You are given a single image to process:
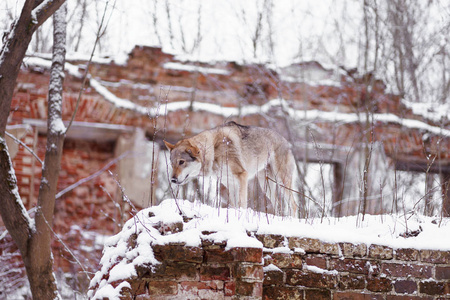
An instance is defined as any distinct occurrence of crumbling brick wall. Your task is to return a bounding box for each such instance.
[97,242,264,299]
[94,234,449,299]
[262,235,449,299]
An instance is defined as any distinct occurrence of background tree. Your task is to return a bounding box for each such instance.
[0,0,66,298]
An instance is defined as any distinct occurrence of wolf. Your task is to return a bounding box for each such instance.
[164,121,299,216]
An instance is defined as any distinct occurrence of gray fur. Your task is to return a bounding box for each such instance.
[164,122,298,216]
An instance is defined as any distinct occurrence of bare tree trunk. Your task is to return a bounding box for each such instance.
[25,5,67,299]
[0,0,66,298]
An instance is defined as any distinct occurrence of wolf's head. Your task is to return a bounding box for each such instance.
[164,139,202,185]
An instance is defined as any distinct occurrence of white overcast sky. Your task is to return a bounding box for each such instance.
[102,0,362,67]
[0,0,364,67]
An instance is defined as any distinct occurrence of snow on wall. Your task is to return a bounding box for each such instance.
[23,55,449,138]
[163,62,230,75]
[88,199,450,299]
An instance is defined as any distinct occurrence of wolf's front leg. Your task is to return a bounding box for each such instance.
[218,170,239,208]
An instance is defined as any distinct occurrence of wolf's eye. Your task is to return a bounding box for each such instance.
[178,160,185,166]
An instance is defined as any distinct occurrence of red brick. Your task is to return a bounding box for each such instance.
[305,254,327,269]
[265,252,303,269]
[152,245,203,263]
[386,296,433,300]
[366,277,392,292]
[235,281,263,297]
[329,258,368,274]
[435,266,450,280]
[339,242,367,257]
[147,281,177,295]
[263,285,303,300]
[419,280,448,295]
[333,291,384,300]
[135,262,162,278]
[394,279,417,294]
[224,281,236,296]
[233,263,264,281]
[420,250,450,264]
[381,262,432,278]
[164,261,199,280]
[128,280,147,295]
[231,247,263,263]
[256,234,284,248]
[200,265,230,281]
[288,237,321,253]
[368,244,393,259]
[321,242,340,255]
[179,281,203,294]
[395,248,419,261]
[338,274,365,290]
[305,289,330,300]
[203,247,234,263]
[179,280,222,294]
[263,269,284,286]
[286,269,337,288]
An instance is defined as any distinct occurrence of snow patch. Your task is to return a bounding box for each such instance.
[50,118,66,134]
[404,100,450,123]
[164,62,230,75]
[88,78,149,114]
[305,265,338,275]
[263,263,282,272]
[108,260,136,283]
[270,246,292,254]
[89,280,130,300]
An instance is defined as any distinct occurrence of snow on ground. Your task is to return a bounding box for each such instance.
[88,198,450,299]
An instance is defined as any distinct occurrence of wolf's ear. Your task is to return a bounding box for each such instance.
[164,140,175,151]
[186,143,201,157]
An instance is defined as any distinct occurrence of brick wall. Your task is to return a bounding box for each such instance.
[263,235,449,299]
[131,244,263,299]
[92,241,264,299]
[90,233,449,299]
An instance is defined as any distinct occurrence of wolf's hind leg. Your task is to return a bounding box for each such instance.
[236,170,248,209]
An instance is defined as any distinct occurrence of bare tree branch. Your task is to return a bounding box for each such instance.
[5,131,43,165]
[0,0,65,135]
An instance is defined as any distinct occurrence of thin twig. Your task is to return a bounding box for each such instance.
[265,176,320,206]
[55,150,131,199]
[5,131,43,165]
[107,170,155,239]
[65,0,116,134]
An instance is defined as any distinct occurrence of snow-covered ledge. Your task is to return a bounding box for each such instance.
[88,199,450,299]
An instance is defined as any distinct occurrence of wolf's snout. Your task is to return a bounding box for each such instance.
[171,177,178,184]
